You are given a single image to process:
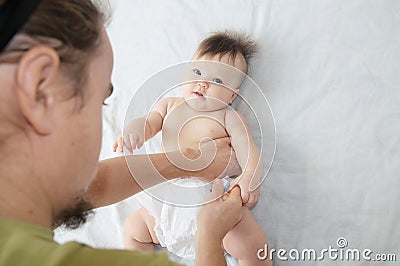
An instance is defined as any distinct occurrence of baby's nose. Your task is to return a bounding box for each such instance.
[197,81,209,90]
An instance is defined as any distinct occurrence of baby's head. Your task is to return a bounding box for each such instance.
[195,31,257,74]
[182,31,257,111]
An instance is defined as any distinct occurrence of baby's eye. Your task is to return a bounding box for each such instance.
[193,69,202,76]
[212,78,223,84]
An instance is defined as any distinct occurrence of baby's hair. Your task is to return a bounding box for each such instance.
[196,30,257,72]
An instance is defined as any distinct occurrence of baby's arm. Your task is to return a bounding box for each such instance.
[113,98,170,153]
[225,110,262,208]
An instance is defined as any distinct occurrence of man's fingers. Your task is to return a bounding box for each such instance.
[209,179,224,200]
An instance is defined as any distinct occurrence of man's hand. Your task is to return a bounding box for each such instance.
[232,177,260,208]
[190,137,241,182]
[197,180,243,242]
[195,181,243,266]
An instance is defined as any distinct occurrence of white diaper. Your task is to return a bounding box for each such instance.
[136,177,231,260]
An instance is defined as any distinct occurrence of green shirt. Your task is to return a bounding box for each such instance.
[0,217,182,266]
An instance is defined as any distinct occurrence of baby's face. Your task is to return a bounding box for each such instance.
[181,53,247,112]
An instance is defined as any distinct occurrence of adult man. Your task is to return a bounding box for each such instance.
[0,1,243,265]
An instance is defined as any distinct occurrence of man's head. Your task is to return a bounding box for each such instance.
[0,0,113,229]
[1,0,110,89]
[182,31,257,111]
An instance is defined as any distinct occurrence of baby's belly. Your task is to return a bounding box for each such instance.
[161,118,229,152]
[162,132,229,152]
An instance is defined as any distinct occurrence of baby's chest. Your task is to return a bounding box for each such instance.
[162,107,228,147]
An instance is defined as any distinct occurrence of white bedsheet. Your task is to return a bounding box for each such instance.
[55,1,400,265]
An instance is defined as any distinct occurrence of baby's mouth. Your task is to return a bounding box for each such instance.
[193,91,205,99]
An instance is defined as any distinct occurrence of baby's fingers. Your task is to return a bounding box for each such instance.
[123,134,135,153]
[112,140,118,152]
[240,188,250,206]
[137,134,144,149]
[118,135,124,152]
[127,134,134,151]
[244,189,260,208]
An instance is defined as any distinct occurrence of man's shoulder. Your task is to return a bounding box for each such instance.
[0,217,182,266]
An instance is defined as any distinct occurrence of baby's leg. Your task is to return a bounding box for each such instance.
[223,207,272,266]
[124,207,159,252]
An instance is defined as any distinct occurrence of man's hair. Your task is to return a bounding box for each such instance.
[196,30,257,72]
[0,0,110,91]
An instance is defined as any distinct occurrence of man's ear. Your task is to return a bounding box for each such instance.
[15,46,60,135]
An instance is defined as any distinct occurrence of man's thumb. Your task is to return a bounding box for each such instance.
[228,185,242,201]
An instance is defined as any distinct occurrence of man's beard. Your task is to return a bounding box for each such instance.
[52,195,94,230]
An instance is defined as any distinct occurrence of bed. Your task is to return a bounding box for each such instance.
[55,1,400,265]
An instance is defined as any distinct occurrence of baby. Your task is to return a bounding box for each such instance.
[114,31,269,265]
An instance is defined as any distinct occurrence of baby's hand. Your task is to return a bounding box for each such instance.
[231,176,260,208]
[112,129,144,154]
